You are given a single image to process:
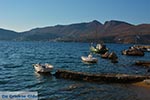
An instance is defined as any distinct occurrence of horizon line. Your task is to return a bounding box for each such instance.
[0,19,149,33]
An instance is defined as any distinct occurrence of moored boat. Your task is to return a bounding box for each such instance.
[90,46,100,53]
[81,54,98,63]
[33,63,54,73]
[90,43,108,54]
[147,48,150,52]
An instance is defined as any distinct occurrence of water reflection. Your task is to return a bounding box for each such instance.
[34,72,53,81]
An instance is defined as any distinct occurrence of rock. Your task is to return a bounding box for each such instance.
[133,80,150,88]
[101,52,109,59]
[108,52,118,59]
[147,69,150,72]
[54,69,150,83]
[135,61,150,67]
[101,52,118,63]
[144,79,150,85]
[122,49,144,56]
[132,45,150,52]
[108,52,118,63]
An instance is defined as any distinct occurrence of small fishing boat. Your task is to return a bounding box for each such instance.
[147,48,150,52]
[90,43,108,54]
[81,54,98,63]
[33,63,53,73]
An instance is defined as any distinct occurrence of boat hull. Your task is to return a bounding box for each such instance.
[81,56,98,63]
[90,46,108,54]
[33,64,53,73]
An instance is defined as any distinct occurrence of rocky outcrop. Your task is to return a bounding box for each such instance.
[135,61,150,67]
[133,79,150,88]
[101,52,109,59]
[108,52,118,59]
[122,48,144,56]
[131,45,150,52]
[101,52,118,63]
[54,69,150,83]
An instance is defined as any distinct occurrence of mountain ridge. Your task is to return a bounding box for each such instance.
[0,20,150,44]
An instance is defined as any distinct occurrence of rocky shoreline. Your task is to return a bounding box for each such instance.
[54,69,150,83]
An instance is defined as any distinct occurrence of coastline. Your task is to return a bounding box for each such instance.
[133,80,150,88]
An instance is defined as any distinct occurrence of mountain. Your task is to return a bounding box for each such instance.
[0,28,19,40]
[0,20,150,44]
[113,24,150,44]
[19,20,103,42]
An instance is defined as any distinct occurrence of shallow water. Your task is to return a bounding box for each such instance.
[0,41,150,100]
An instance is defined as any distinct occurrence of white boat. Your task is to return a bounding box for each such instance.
[81,54,98,63]
[33,63,53,73]
[147,48,150,52]
[90,43,108,54]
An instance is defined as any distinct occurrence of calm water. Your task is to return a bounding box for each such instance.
[0,41,150,100]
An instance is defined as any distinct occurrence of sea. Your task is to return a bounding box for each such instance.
[0,41,150,100]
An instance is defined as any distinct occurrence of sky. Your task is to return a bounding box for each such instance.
[0,0,150,32]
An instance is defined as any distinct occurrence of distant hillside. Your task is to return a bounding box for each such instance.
[0,28,19,40]
[0,20,150,44]
[19,20,103,42]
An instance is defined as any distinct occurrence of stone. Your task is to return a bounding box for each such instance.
[54,69,150,83]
